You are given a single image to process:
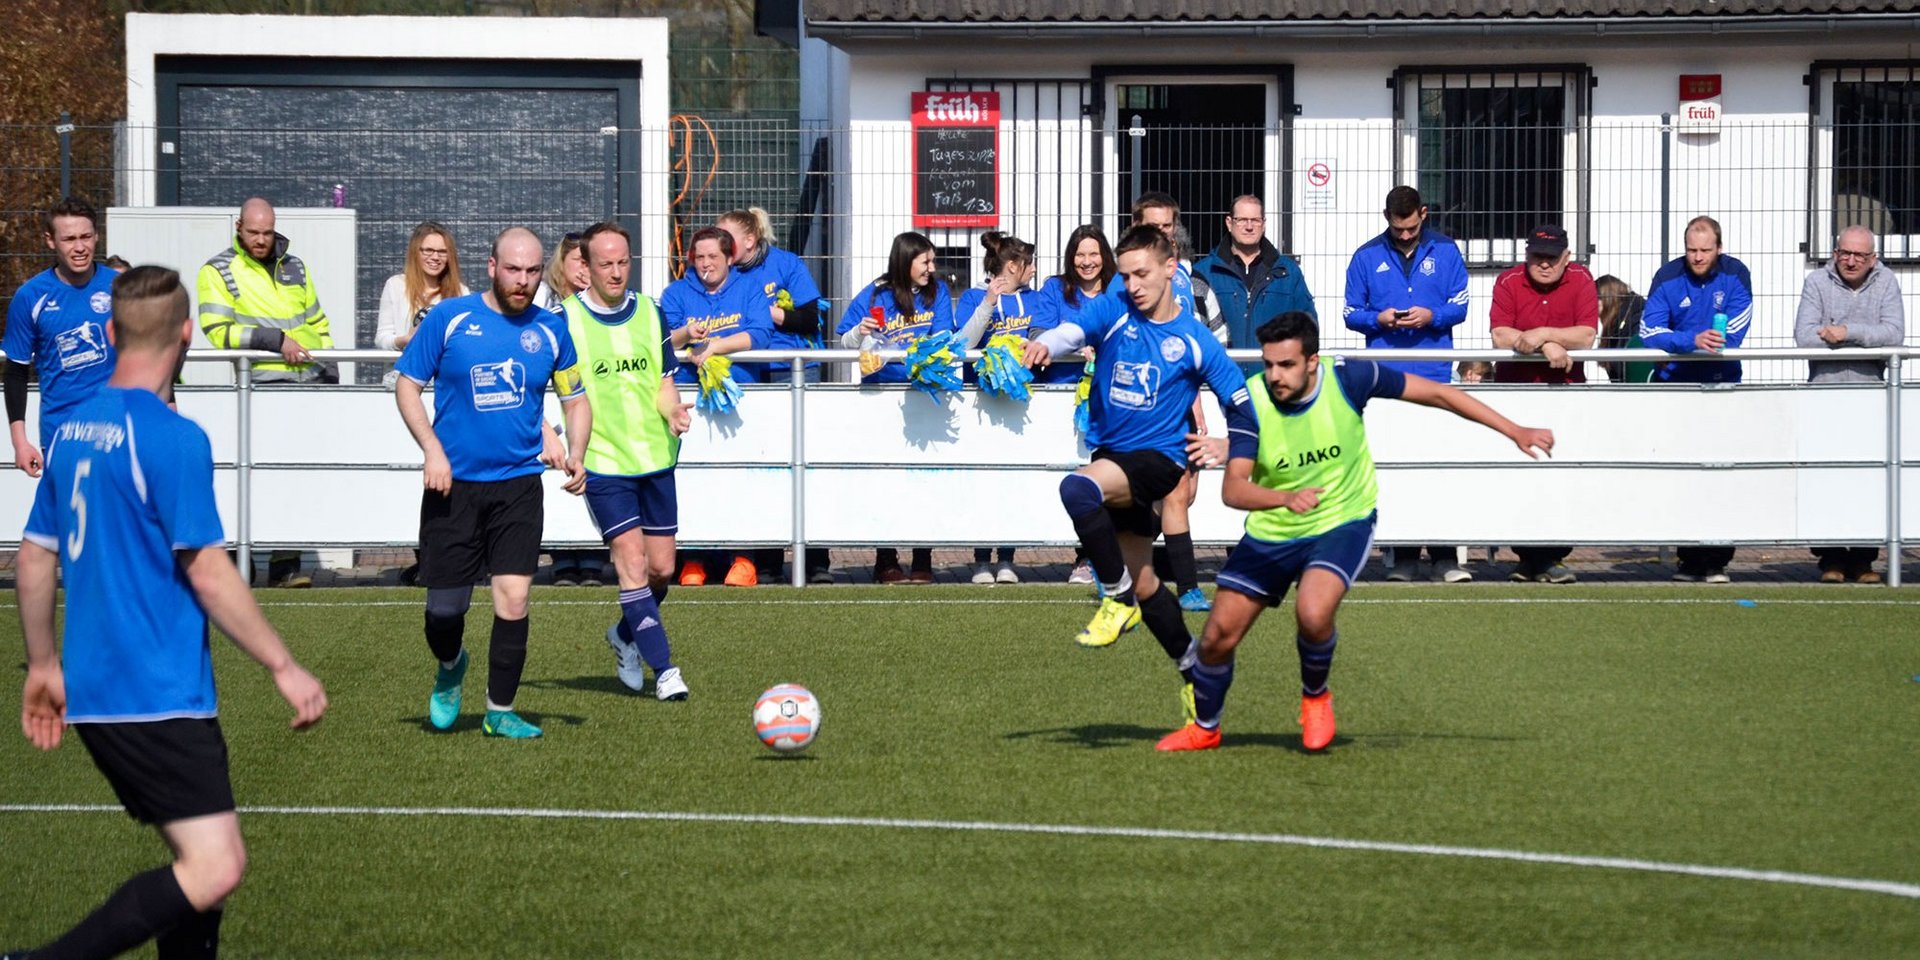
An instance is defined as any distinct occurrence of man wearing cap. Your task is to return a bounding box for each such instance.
[1488,224,1596,583]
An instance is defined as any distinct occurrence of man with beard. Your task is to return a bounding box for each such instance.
[1156,312,1554,754]
[394,227,591,739]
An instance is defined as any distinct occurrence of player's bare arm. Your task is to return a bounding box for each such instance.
[179,546,328,729]
[559,393,592,494]
[16,540,65,750]
[1397,374,1555,459]
[1221,457,1324,514]
[394,376,452,493]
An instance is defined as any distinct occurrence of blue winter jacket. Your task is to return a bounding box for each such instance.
[1342,228,1470,381]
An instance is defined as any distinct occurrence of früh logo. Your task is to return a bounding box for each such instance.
[915,92,999,126]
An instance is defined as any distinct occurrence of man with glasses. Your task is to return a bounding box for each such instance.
[1640,214,1753,583]
[1795,224,1905,583]
[1488,224,1597,583]
[1343,184,1472,583]
[196,197,336,587]
[1194,194,1316,370]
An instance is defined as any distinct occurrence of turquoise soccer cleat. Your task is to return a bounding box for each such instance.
[428,649,467,731]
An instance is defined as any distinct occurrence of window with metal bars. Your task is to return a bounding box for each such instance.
[1813,63,1920,261]
[1393,66,1588,267]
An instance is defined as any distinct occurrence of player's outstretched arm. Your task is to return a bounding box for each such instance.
[17,541,65,750]
[1398,374,1555,459]
[657,374,693,436]
[180,546,328,730]
[559,393,592,495]
[1221,457,1324,514]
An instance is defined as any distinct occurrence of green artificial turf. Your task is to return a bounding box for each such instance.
[3,584,1917,958]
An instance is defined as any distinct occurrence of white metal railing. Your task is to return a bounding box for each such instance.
[0,345,1912,583]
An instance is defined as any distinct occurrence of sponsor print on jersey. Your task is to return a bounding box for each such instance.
[1109,360,1160,410]
[470,359,528,410]
[55,321,109,371]
[592,355,651,379]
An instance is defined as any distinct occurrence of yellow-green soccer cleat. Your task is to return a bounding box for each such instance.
[1076,597,1141,648]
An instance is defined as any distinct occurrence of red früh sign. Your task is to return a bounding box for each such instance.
[1679,74,1722,102]
[912,91,1000,228]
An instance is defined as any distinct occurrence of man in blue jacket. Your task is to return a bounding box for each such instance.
[1342,185,1471,583]
[1194,195,1315,370]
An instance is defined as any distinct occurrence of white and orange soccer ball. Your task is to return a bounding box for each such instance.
[753,684,821,753]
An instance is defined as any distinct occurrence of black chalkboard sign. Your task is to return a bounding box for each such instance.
[914,126,997,227]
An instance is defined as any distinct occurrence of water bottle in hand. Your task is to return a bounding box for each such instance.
[1711,312,1728,352]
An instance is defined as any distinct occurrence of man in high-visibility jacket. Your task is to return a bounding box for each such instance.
[196,197,334,384]
[197,196,334,587]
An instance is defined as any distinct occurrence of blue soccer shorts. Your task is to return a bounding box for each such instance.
[1215,512,1377,607]
[583,469,678,541]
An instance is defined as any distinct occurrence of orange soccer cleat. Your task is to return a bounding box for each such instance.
[679,559,707,587]
[724,555,758,587]
[1299,691,1336,752]
[1155,722,1221,752]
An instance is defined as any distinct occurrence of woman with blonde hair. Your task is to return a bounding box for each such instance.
[375,221,466,353]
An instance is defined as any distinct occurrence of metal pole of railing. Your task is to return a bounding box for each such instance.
[790,354,807,589]
[1887,353,1903,588]
[236,358,253,581]
[1129,114,1144,208]
[1659,112,1671,265]
[599,126,619,222]
[56,112,74,198]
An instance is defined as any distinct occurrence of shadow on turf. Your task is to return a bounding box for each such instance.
[397,710,589,734]
[1003,724,1523,753]
[519,674,645,698]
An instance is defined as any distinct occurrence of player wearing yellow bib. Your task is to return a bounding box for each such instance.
[565,222,695,702]
[1157,312,1554,752]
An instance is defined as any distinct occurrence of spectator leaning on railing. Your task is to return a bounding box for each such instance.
[1795,224,1905,584]
[1640,215,1752,583]
[1487,224,1597,584]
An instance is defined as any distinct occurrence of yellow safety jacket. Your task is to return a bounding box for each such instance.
[196,234,334,381]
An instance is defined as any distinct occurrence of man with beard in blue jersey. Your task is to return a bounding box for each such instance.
[10,266,327,960]
[1023,225,1258,724]
[6,197,119,479]
[395,227,591,740]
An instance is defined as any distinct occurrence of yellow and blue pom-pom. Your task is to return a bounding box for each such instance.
[977,334,1035,402]
[905,332,964,401]
[1072,362,1093,436]
[695,353,743,415]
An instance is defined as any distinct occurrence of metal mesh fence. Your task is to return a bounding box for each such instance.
[5,116,1918,385]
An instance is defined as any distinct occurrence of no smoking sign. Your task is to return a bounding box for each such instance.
[1304,160,1334,208]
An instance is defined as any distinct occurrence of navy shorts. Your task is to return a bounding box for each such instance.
[76,718,236,825]
[584,470,678,540]
[1215,513,1377,607]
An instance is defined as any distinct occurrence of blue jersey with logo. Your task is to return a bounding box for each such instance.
[1068,293,1256,467]
[659,270,776,384]
[837,280,956,384]
[23,388,224,723]
[396,292,584,483]
[735,246,826,376]
[3,265,119,444]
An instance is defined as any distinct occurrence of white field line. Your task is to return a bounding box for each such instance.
[3,802,1916,900]
[0,595,1904,611]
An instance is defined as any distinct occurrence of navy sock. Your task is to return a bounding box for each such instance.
[1060,475,1129,599]
[36,865,197,960]
[487,615,530,709]
[653,580,669,605]
[619,586,674,673]
[1165,531,1198,594]
[1137,586,1192,670]
[1191,656,1235,729]
[1299,630,1338,697]
[156,907,224,960]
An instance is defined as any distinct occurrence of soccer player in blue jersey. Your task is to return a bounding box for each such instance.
[10,265,328,960]
[1155,312,1553,753]
[1022,225,1259,718]
[395,227,591,739]
[5,197,119,479]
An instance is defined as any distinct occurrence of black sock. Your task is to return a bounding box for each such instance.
[1165,531,1198,594]
[487,615,531,709]
[36,866,196,960]
[1137,586,1193,677]
[1072,509,1131,601]
[424,611,464,664]
[156,908,224,960]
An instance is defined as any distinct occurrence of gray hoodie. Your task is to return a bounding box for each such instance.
[1793,260,1905,382]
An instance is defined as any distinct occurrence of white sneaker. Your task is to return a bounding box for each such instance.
[1703,569,1731,584]
[654,666,689,702]
[995,562,1020,584]
[1438,566,1474,584]
[605,624,646,692]
[1067,561,1096,585]
[970,563,995,584]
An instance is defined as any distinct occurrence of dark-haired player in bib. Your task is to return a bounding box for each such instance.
[1156,311,1554,753]
[1023,225,1258,724]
